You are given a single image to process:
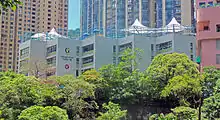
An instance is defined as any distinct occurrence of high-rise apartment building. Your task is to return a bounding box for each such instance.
[155,0,195,28]
[80,0,155,38]
[196,0,220,68]
[0,0,68,72]
[104,0,156,38]
[80,0,104,37]
[80,0,195,38]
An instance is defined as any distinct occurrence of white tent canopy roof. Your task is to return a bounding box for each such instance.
[31,28,67,39]
[162,17,185,32]
[31,33,46,38]
[123,19,152,34]
[48,28,62,37]
[124,17,189,34]
[166,17,181,27]
[130,19,148,28]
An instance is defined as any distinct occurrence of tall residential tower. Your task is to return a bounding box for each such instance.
[80,0,155,38]
[80,0,195,38]
[0,0,68,72]
[156,0,195,28]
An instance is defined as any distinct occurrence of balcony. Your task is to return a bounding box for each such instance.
[20,54,29,60]
[47,51,56,57]
[197,30,220,40]
[82,50,94,56]
[156,48,172,54]
[47,62,56,67]
[82,62,93,68]
[199,3,220,9]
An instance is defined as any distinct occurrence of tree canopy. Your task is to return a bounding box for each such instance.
[18,106,69,120]
[202,79,220,119]
[96,102,127,120]
[144,53,200,99]
[0,50,219,119]
[161,74,202,106]
[0,0,22,12]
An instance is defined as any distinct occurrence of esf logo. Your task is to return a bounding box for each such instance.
[65,48,70,54]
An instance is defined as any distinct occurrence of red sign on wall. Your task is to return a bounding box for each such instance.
[65,64,70,69]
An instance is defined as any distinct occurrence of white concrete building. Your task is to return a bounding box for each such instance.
[19,32,196,77]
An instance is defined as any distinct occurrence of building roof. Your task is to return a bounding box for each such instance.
[130,19,148,28]
[125,17,188,34]
[30,28,67,40]
[162,17,185,32]
[48,28,62,37]
[125,19,149,34]
[31,33,46,38]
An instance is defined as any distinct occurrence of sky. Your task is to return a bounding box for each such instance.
[68,0,80,30]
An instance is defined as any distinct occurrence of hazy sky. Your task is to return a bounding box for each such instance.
[68,0,80,30]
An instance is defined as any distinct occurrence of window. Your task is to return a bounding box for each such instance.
[151,44,154,51]
[216,40,220,50]
[113,56,116,64]
[76,46,80,55]
[216,24,220,32]
[199,2,206,8]
[207,2,213,7]
[198,21,210,31]
[151,56,154,61]
[82,44,94,53]
[47,57,56,66]
[76,70,79,77]
[190,43,193,51]
[156,41,172,53]
[191,55,193,61]
[82,56,93,64]
[20,47,29,58]
[113,45,116,53]
[204,26,209,31]
[76,58,79,65]
[47,45,57,56]
[217,54,220,64]
[119,42,132,52]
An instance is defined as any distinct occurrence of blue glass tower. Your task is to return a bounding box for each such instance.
[106,0,126,38]
[80,0,104,39]
[156,0,163,28]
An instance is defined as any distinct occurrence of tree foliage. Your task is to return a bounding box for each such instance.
[149,106,197,120]
[46,75,98,119]
[20,59,50,78]
[1,50,220,120]
[99,48,144,104]
[161,74,202,106]
[202,80,220,119]
[171,106,197,120]
[202,93,220,120]
[96,102,127,120]
[0,0,22,12]
[145,53,199,99]
[0,72,97,120]
[79,69,103,87]
[202,66,220,98]
[18,106,68,120]
[0,72,56,119]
